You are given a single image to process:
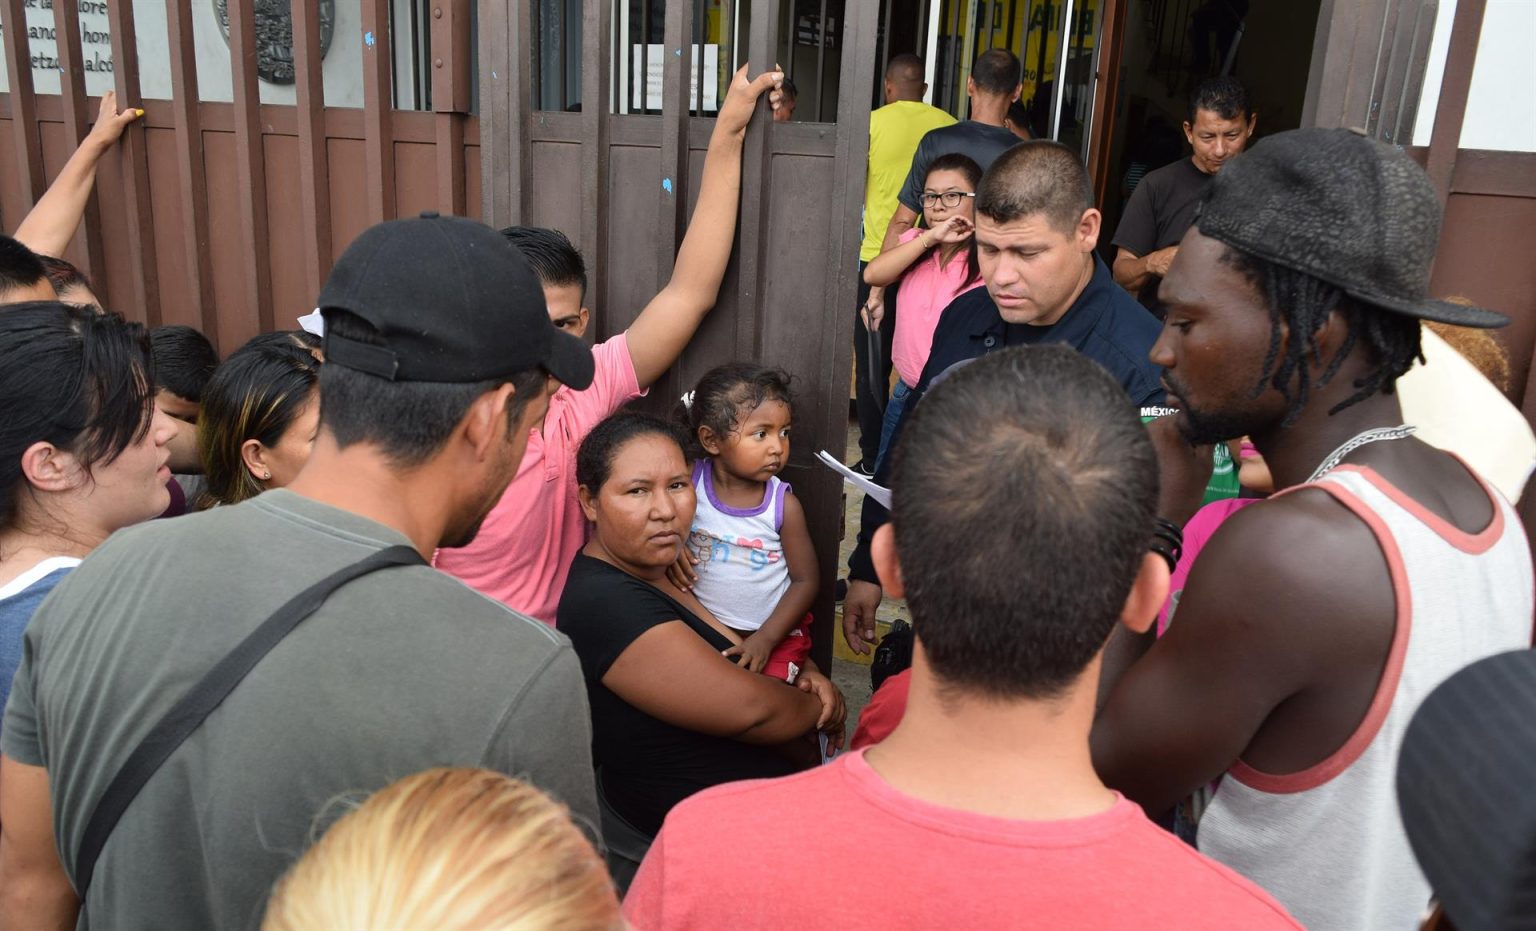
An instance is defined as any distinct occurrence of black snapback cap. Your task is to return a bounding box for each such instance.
[319,211,594,389]
[1195,128,1507,329]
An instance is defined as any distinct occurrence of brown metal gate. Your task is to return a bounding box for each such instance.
[1,0,872,657]
[0,0,478,354]
[479,0,875,660]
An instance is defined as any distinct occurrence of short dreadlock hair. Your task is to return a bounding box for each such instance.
[1223,248,1423,423]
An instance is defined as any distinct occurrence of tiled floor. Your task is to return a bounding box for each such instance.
[827,421,910,735]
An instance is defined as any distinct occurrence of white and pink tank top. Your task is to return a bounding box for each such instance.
[686,460,792,632]
[1197,462,1532,931]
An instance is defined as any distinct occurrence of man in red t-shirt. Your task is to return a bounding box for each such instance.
[624,346,1300,930]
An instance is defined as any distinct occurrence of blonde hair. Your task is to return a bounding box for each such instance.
[263,769,623,931]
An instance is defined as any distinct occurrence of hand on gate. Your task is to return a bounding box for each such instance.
[719,64,785,136]
[88,91,143,151]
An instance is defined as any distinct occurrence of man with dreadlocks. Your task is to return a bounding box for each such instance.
[1091,128,1532,931]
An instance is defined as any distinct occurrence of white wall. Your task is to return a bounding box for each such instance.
[1412,0,1536,151]
[0,0,430,108]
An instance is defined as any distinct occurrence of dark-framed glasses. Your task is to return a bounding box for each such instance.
[920,191,977,208]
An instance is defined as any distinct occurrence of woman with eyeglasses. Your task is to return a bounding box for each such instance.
[860,152,986,468]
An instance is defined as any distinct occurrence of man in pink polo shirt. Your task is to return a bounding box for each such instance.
[434,65,782,624]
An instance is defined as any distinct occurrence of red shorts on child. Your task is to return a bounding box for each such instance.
[763,613,813,682]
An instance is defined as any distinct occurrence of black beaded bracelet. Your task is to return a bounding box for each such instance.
[1150,517,1184,572]
[1149,540,1179,574]
[1154,516,1184,545]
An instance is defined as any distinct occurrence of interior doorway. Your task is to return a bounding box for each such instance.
[861,0,1321,254]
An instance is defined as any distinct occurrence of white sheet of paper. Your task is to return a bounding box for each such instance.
[816,450,892,509]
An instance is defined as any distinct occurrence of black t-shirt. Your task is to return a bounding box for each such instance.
[898,121,1022,213]
[557,553,801,837]
[1111,157,1212,313]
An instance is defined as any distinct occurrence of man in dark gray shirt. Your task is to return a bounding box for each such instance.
[876,48,1024,256]
[1111,76,1255,317]
[0,213,601,930]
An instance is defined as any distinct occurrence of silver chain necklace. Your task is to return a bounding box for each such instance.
[1305,424,1417,484]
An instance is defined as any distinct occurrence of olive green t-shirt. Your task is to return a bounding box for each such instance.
[2,490,598,931]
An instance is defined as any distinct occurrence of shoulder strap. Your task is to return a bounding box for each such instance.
[73,544,425,898]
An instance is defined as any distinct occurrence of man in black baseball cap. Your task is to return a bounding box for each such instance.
[0,213,601,930]
[1092,128,1532,931]
[319,211,594,391]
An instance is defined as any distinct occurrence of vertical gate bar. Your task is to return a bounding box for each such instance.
[1364,0,1402,137]
[361,0,397,223]
[693,0,703,115]
[557,1,567,109]
[1390,0,1433,146]
[479,0,511,221]
[106,0,160,323]
[808,0,876,673]
[292,0,333,297]
[735,0,778,361]
[813,0,827,121]
[435,114,466,213]
[508,0,533,222]
[1050,0,1073,139]
[879,0,892,109]
[579,0,612,318]
[958,0,977,116]
[659,0,692,282]
[650,0,691,404]
[50,0,107,282]
[726,0,738,70]
[1086,0,1127,202]
[482,0,531,223]
[640,0,650,111]
[782,0,794,83]
[227,0,273,331]
[166,0,217,342]
[431,0,470,213]
[915,0,925,73]
[2,0,44,207]
[1425,0,1486,203]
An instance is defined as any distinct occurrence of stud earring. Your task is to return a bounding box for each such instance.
[262,471,271,480]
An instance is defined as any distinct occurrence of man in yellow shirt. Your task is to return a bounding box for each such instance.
[853,54,954,473]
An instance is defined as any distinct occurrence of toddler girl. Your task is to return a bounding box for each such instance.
[862,151,986,467]
[677,363,817,681]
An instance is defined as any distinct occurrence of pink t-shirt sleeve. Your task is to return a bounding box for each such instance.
[897,226,924,245]
[430,331,646,626]
[561,331,646,433]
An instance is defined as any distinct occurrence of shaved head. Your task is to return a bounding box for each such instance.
[886,53,924,83]
[884,53,926,103]
[977,140,1092,232]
